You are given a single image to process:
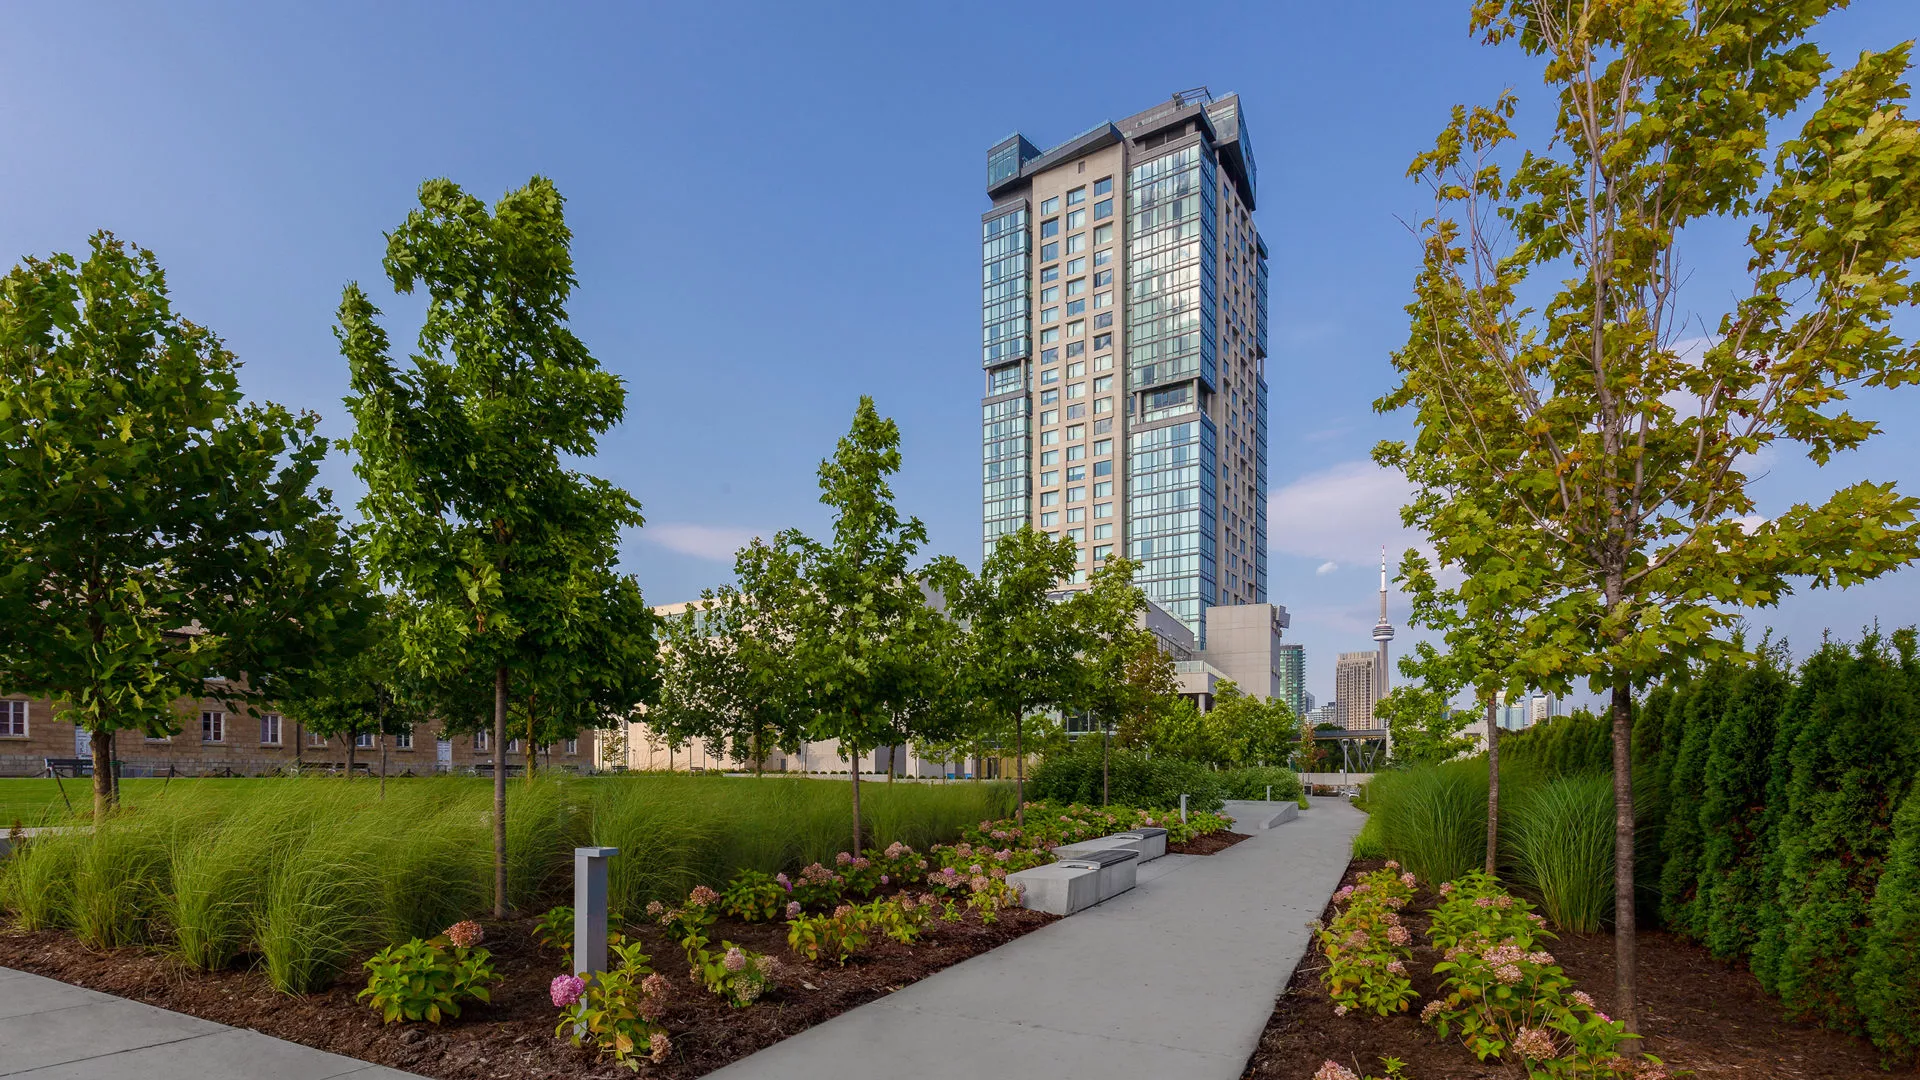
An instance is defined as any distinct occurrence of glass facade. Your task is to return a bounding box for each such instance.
[983,396,1030,556]
[1127,418,1217,632]
[983,208,1031,367]
[1125,143,1216,392]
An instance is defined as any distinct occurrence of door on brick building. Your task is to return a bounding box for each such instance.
[436,737,452,774]
[74,728,90,758]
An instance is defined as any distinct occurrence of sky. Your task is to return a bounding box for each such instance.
[4,2,1917,708]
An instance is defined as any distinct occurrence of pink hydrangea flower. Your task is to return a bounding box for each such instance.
[1400,872,1416,889]
[642,972,670,998]
[1386,925,1411,947]
[648,1031,671,1064]
[833,904,854,918]
[775,872,792,892]
[1572,990,1597,1010]
[1420,999,1444,1023]
[1313,1062,1360,1080]
[785,900,802,919]
[444,920,484,948]
[879,874,890,885]
[835,851,854,866]
[688,885,719,907]
[723,947,747,972]
[646,900,665,917]
[1512,1026,1557,1061]
[550,973,585,1008]
[1383,860,1400,870]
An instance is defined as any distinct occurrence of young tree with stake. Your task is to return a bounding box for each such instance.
[1379,3,1920,1034]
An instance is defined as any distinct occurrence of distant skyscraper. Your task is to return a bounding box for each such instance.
[1372,546,1395,708]
[981,89,1268,647]
[1336,651,1379,730]
[1276,642,1307,721]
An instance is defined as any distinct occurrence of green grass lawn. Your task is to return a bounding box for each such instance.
[0,776,281,825]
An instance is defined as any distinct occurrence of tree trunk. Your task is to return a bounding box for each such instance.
[887,744,896,783]
[1014,714,1026,827]
[525,694,538,784]
[1611,677,1640,1039]
[1102,721,1112,807]
[346,732,356,779]
[493,665,509,919]
[294,720,303,773]
[849,746,863,855]
[1485,695,1500,876]
[379,732,388,799]
[89,727,113,820]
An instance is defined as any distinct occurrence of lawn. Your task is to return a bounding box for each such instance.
[0,776,268,826]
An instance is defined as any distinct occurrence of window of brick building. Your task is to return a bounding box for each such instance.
[0,700,25,737]
[260,713,282,745]
[201,710,224,743]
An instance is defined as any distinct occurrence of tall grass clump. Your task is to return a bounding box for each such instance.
[589,776,727,913]
[255,811,383,993]
[166,788,295,970]
[860,781,1014,851]
[1366,760,1490,884]
[64,810,176,948]
[504,776,588,911]
[1,830,78,930]
[1505,773,1615,933]
[1350,811,1387,860]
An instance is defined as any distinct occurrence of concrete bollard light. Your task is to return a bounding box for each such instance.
[1266,784,1272,801]
[1179,793,1188,824]
[573,846,619,980]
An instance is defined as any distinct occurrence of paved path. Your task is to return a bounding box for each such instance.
[0,966,423,1080]
[709,796,1364,1080]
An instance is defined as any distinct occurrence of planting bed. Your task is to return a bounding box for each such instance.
[0,903,1055,1080]
[1240,859,1888,1080]
[1168,829,1249,856]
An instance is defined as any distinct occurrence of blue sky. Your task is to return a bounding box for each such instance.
[4,2,1916,707]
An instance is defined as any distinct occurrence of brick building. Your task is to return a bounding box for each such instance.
[0,693,596,778]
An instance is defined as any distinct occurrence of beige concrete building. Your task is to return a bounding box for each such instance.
[982,89,1269,649]
[1335,651,1379,731]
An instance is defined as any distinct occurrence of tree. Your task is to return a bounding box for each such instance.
[0,233,364,818]
[282,596,425,792]
[1395,550,1530,874]
[1072,556,1177,804]
[1375,650,1478,769]
[1377,4,1920,1031]
[652,570,803,776]
[939,525,1085,827]
[340,176,642,917]
[778,397,945,852]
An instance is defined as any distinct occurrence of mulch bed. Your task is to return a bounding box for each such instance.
[1241,859,1892,1080]
[0,903,1055,1079]
[1170,829,1251,856]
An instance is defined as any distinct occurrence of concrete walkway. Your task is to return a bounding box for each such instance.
[0,967,423,1079]
[709,796,1364,1080]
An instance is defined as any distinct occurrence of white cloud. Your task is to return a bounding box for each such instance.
[1269,459,1426,568]
[1316,560,1339,575]
[643,523,763,562]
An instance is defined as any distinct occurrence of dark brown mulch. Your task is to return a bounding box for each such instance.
[1241,860,1893,1080]
[1169,830,1251,856]
[0,903,1056,1080]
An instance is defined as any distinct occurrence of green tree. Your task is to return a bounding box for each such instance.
[939,525,1084,826]
[779,398,946,851]
[1201,682,1298,768]
[1695,642,1791,961]
[340,176,642,917]
[282,596,426,792]
[1755,631,1920,1032]
[0,233,364,819]
[1857,778,1920,1065]
[1376,654,1478,769]
[653,565,803,776]
[1072,556,1178,804]
[1377,4,1920,1030]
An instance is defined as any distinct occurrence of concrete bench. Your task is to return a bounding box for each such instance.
[1052,826,1169,863]
[1009,848,1139,915]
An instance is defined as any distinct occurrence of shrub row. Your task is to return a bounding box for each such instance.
[1634,634,1920,1062]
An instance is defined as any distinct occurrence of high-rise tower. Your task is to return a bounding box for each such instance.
[980,89,1268,648]
[1372,546,1395,703]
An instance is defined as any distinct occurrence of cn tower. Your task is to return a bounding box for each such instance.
[1372,547,1395,708]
